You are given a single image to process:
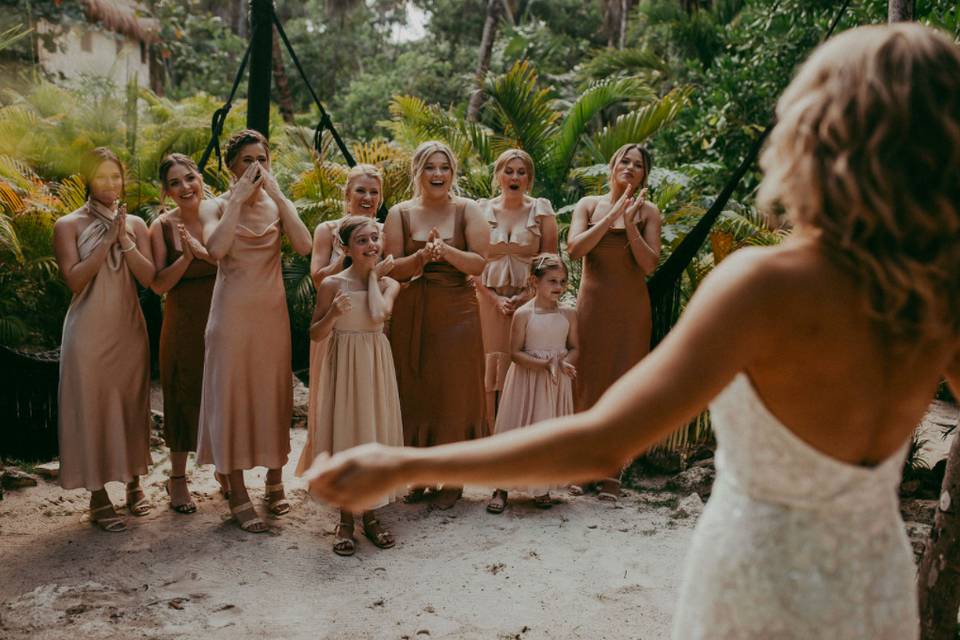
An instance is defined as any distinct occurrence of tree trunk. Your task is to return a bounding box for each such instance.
[918,428,960,640]
[888,0,914,22]
[466,0,503,122]
[272,26,295,124]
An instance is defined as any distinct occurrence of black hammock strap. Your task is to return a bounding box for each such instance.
[647,0,852,348]
[198,39,253,173]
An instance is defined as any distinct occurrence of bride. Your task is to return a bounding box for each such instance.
[304,24,960,639]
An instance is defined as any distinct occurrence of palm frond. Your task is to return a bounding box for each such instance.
[588,88,690,162]
[579,47,666,83]
[483,60,560,163]
[550,77,656,185]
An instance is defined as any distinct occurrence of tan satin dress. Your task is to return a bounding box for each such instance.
[296,276,403,508]
[196,206,292,472]
[477,197,556,395]
[574,222,652,412]
[389,204,487,446]
[58,201,152,490]
[158,217,216,453]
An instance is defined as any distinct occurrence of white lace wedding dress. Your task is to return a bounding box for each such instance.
[672,373,919,639]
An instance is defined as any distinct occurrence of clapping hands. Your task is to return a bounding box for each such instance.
[330,289,353,317]
[547,355,576,384]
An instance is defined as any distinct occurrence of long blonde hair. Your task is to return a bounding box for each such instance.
[759,24,960,340]
[410,141,459,199]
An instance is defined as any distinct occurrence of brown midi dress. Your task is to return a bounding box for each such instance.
[58,201,152,490]
[158,217,216,453]
[196,211,292,472]
[574,224,652,412]
[390,204,487,446]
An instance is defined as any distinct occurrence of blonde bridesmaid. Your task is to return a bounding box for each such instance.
[475,149,558,427]
[197,129,312,533]
[148,154,217,514]
[297,216,403,556]
[385,140,489,510]
[53,147,156,531]
[566,143,661,501]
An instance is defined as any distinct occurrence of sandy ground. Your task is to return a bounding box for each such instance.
[0,385,695,640]
[1,389,955,640]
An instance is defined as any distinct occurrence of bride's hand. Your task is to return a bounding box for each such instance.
[304,443,408,512]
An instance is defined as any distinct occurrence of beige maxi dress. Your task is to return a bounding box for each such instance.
[296,275,403,508]
[58,200,152,490]
[477,198,556,395]
[196,208,292,472]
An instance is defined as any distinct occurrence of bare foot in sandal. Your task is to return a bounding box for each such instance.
[362,512,395,549]
[597,478,621,502]
[264,469,290,516]
[125,479,152,516]
[334,516,356,556]
[90,490,126,532]
[434,486,462,510]
[229,499,268,533]
[486,489,507,514]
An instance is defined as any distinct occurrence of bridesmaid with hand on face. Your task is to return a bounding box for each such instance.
[475,149,558,428]
[384,140,489,510]
[566,143,661,501]
[53,147,156,532]
[148,154,218,514]
[197,129,312,533]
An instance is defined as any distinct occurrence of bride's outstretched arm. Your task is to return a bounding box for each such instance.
[306,248,773,511]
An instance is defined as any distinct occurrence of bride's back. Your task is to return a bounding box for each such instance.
[736,23,960,467]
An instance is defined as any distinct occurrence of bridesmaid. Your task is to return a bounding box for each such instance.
[297,216,403,556]
[385,140,489,510]
[475,149,558,428]
[566,143,661,501]
[148,154,217,514]
[53,147,156,531]
[197,129,312,533]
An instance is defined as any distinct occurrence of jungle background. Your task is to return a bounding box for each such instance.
[0,0,958,430]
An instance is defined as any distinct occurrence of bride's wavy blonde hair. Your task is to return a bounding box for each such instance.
[759,24,960,340]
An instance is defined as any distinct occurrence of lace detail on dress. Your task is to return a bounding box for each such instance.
[671,373,918,640]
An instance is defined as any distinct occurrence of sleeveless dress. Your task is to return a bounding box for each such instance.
[157,217,216,453]
[389,203,487,446]
[673,373,918,639]
[574,221,651,412]
[306,217,384,412]
[477,198,556,395]
[58,200,151,490]
[296,277,403,508]
[196,206,292,472]
[494,307,573,433]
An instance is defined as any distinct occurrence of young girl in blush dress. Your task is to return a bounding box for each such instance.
[297,216,404,556]
[486,254,578,514]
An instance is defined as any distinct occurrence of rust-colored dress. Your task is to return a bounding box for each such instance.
[390,204,487,446]
[158,217,216,453]
[574,223,652,411]
[58,200,152,490]
[196,207,292,472]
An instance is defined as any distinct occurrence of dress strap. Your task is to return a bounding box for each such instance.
[453,201,467,249]
[399,206,413,256]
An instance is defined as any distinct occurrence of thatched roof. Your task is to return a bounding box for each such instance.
[82,0,159,44]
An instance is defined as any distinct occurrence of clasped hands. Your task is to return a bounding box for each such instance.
[545,354,576,384]
[418,226,450,265]
[230,160,283,203]
[605,185,649,228]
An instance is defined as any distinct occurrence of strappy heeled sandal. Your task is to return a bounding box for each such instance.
[597,478,621,502]
[165,475,197,514]
[90,503,127,532]
[362,516,395,550]
[126,486,152,516]
[230,501,267,533]
[333,521,356,556]
[403,487,428,504]
[533,493,554,509]
[264,483,290,516]
[486,489,507,514]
